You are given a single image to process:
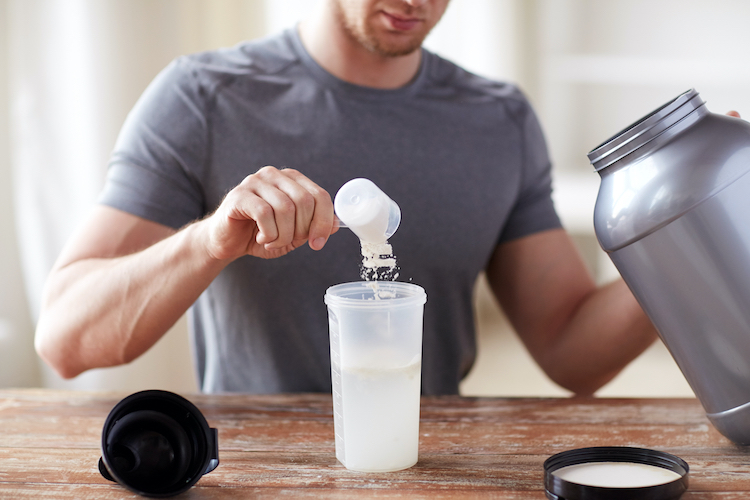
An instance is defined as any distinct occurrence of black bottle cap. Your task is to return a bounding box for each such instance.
[98,390,219,497]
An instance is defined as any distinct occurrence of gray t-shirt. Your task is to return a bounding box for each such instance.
[99,28,561,394]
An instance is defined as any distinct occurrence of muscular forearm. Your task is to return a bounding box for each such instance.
[488,229,658,396]
[36,167,335,379]
[537,279,658,395]
[35,220,227,378]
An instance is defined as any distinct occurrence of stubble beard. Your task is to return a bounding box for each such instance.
[335,2,428,58]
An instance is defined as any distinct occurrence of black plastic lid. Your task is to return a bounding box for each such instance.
[544,446,689,500]
[587,89,705,171]
[99,390,219,498]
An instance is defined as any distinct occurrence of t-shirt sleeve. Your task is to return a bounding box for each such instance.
[498,99,562,243]
[98,57,209,229]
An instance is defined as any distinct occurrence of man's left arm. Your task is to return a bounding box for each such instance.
[485,227,658,395]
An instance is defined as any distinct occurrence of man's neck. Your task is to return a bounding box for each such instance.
[298,6,422,90]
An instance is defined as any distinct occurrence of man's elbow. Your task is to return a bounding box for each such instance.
[34,323,85,380]
[547,367,616,397]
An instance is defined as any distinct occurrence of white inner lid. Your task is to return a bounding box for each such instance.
[553,461,682,488]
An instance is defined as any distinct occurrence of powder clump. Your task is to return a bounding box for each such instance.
[360,241,399,282]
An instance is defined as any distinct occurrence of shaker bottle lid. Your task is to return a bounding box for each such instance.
[98,390,220,497]
[544,446,689,500]
[587,89,705,171]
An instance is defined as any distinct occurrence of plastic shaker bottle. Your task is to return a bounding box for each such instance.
[324,281,426,472]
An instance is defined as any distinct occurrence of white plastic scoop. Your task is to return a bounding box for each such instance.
[334,178,401,243]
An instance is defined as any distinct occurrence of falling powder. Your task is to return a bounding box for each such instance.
[360,241,399,282]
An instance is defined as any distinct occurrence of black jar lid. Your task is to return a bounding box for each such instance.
[544,446,689,500]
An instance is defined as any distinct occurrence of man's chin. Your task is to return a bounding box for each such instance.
[368,35,425,58]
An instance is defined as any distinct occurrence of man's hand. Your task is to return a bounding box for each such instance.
[204,166,337,261]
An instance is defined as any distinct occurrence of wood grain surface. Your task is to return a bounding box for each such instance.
[0,389,749,498]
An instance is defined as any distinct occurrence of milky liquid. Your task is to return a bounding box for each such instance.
[553,462,682,488]
[334,360,421,472]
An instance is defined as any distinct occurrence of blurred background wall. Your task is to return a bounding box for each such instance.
[1,0,748,395]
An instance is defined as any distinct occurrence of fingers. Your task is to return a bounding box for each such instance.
[727,110,741,118]
[246,168,306,247]
[281,169,335,250]
[230,166,334,252]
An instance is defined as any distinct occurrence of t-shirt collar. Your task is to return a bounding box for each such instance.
[286,25,429,99]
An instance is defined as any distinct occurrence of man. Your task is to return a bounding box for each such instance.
[35,0,657,395]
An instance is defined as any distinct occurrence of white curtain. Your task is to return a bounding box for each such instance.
[0,0,39,388]
[5,0,279,391]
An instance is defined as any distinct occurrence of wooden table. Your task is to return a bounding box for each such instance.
[1,389,749,498]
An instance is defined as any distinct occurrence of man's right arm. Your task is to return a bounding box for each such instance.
[35,166,336,379]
